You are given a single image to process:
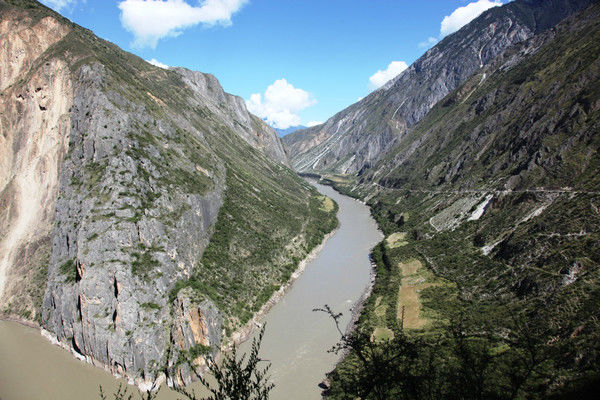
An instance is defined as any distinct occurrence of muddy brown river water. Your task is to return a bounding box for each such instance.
[0,181,382,399]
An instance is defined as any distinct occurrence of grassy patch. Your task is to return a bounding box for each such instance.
[320,195,335,212]
[374,296,387,318]
[131,250,159,280]
[140,302,161,310]
[386,232,408,248]
[59,258,77,283]
[372,326,394,342]
[398,259,422,276]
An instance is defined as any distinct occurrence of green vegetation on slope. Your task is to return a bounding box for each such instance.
[175,162,338,332]
[323,6,600,399]
[76,32,339,334]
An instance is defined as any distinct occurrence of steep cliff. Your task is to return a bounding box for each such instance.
[172,67,288,166]
[0,4,72,323]
[0,0,336,390]
[283,0,596,175]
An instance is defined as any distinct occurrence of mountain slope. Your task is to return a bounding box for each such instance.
[323,4,600,398]
[283,0,596,175]
[0,0,336,389]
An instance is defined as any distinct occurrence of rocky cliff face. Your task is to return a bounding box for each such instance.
[283,0,596,175]
[0,0,334,390]
[41,60,226,389]
[173,67,288,166]
[0,9,72,322]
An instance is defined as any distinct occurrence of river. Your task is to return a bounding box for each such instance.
[0,181,382,400]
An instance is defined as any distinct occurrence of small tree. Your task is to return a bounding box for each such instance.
[314,305,429,400]
[177,326,274,400]
[315,304,458,400]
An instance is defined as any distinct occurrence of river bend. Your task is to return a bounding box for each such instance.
[0,181,382,399]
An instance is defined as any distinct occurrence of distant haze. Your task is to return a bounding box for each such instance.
[275,125,307,137]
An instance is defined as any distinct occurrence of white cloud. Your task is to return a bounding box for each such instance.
[146,58,170,69]
[369,61,408,89]
[118,0,248,48]
[440,0,502,37]
[246,79,316,129]
[307,121,322,127]
[418,36,438,49]
[40,0,77,11]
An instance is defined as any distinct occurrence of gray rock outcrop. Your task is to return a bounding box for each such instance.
[42,61,226,388]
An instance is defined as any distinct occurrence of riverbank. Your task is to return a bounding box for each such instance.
[0,313,40,329]
[224,225,340,350]
[0,189,341,395]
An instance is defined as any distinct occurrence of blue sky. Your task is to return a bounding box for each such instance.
[40,0,506,128]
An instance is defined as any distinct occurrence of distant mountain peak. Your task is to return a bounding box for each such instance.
[275,125,307,137]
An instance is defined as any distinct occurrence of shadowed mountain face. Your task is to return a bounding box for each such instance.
[283,0,596,175]
[0,0,337,389]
